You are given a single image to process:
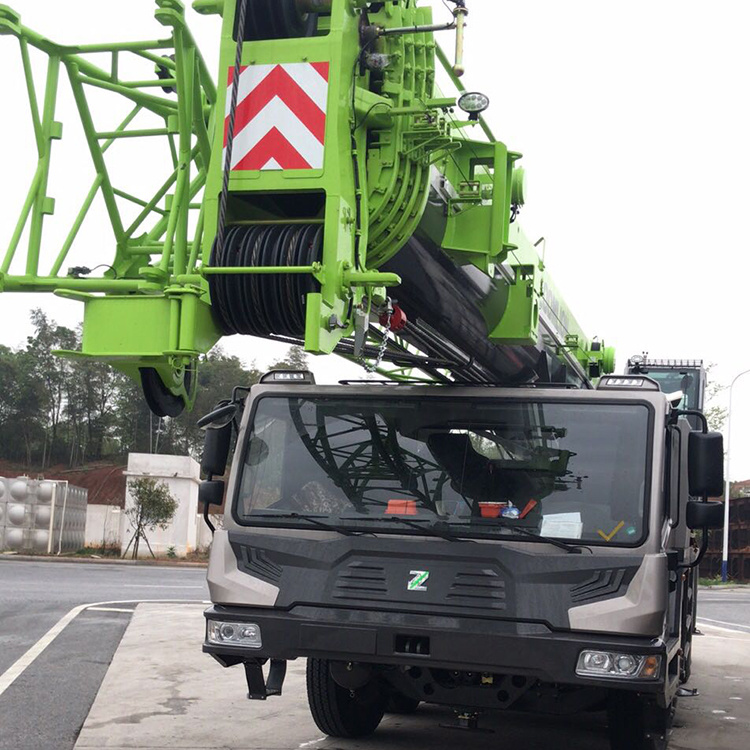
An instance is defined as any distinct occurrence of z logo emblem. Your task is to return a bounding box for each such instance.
[408,570,429,592]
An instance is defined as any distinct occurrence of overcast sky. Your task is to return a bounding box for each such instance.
[1,1,748,478]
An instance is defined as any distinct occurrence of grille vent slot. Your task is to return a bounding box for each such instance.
[242,547,283,584]
[447,569,506,610]
[333,562,388,601]
[570,569,628,603]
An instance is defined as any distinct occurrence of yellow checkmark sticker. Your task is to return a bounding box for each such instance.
[598,521,625,542]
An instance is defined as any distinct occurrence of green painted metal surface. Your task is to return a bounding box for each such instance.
[0,0,615,411]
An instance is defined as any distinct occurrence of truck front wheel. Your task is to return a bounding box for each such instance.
[607,692,674,750]
[306,658,386,738]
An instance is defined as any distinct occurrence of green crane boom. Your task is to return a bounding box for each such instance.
[0,0,615,416]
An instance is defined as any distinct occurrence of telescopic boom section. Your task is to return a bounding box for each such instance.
[0,0,615,415]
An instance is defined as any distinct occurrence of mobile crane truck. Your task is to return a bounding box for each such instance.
[0,2,726,749]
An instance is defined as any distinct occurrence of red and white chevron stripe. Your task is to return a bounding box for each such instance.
[224,62,330,171]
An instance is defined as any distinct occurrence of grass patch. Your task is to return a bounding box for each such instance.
[75,546,122,558]
[699,575,736,587]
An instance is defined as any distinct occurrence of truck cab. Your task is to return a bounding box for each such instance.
[201,372,724,750]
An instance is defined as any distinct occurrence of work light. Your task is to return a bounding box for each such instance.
[458,91,490,120]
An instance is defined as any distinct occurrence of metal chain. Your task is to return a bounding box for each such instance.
[359,307,392,374]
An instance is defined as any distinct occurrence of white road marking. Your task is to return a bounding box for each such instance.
[87,607,136,613]
[730,696,743,700]
[298,738,327,748]
[0,599,205,699]
[698,618,750,634]
[121,584,205,589]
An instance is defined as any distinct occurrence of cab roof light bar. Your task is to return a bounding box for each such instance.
[628,356,704,369]
[259,370,316,385]
[596,376,661,392]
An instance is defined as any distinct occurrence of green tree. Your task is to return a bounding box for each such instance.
[271,345,309,371]
[705,365,727,433]
[0,345,46,465]
[0,314,264,468]
[66,342,121,463]
[111,372,156,456]
[170,348,261,455]
[122,477,178,559]
[25,309,78,467]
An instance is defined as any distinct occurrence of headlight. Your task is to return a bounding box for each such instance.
[207,620,262,648]
[576,650,661,680]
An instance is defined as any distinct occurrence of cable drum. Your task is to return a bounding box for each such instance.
[208,224,323,338]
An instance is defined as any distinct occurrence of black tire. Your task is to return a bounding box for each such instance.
[607,692,674,750]
[306,658,386,738]
[386,692,420,714]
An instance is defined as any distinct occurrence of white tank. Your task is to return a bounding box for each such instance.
[4,527,27,550]
[7,503,31,528]
[0,477,88,553]
[35,505,52,527]
[10,479,29,501]
[33,529,50,552]
[37,482,55,504]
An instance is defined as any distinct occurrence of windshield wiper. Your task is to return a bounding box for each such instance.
[474,519,586,554]
[341,515,462,542]
[250,512,364,537]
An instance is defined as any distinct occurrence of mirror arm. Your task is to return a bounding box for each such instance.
[671,409,708,433]
[678,528,709,570]
[202,472,216,535]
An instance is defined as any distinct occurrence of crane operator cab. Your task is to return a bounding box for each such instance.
[627,357,707,429]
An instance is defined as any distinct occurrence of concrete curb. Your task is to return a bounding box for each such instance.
[0,553,207,568]
[699,584,750,591]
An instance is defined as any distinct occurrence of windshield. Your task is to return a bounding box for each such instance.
[235,396,651,546]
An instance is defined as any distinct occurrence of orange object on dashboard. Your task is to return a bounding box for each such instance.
[478,502,507,518]
[519,499,538,519]
[386,499,418,516]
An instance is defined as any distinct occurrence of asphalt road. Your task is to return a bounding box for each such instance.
[0,558,208,750]
[697,588,750,634]
[0,558,748,750]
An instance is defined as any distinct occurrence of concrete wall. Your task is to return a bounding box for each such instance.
[80,455,220,557]
[85,504,123,549]
[121,454,202,558]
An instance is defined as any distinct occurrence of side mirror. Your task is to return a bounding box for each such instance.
[686,500,724,530]
[198,402,238,429]
[688,431,724,497]
[199,479,225,509]
[201,424,231,477]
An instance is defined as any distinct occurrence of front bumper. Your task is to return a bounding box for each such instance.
[203,604,671,695]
